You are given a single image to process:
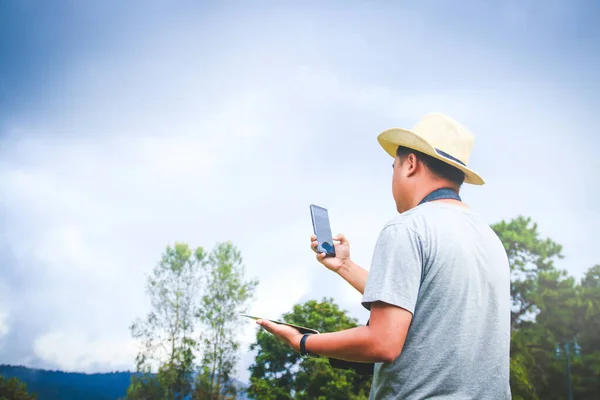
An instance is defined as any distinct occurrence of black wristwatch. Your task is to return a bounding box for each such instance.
[300,334,319,358]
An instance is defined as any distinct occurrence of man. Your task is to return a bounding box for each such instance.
[257,113,511,399]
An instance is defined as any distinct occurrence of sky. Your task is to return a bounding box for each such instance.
[1,0,599,384]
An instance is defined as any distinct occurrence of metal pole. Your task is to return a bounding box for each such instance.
[565,342,573,400]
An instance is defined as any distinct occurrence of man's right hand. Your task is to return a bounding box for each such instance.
[311,234,351,273]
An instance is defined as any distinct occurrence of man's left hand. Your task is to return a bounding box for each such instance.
[256,320,304,352]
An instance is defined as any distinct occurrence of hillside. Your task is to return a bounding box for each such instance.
[0,365,249,399]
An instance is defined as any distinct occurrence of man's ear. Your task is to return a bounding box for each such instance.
[406,153,418,177]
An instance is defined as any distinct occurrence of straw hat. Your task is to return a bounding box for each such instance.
[377,113,484,185]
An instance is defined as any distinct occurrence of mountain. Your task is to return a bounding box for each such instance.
[0,365,131,400]
[0,365,249,399]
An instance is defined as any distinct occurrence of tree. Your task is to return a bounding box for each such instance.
[127,241,258,399]
[491,216,566,398]
[123,373,163,400]
[247,298,371,400]
[492,217,600,398]
[570,265,600,398]
[517,264,600,400]
[194,241,258,400]
[491,216,564,332]
[128,243,206,399]
[0,375,36,400]
[578,265,600,355]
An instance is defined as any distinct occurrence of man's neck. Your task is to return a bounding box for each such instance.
[411,181,460,209]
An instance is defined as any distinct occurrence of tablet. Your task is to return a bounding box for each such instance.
[241,314,319,334]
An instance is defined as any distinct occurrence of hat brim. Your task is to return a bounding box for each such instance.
[377,128,485,185]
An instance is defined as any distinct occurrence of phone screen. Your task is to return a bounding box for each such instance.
[310,204,336,257]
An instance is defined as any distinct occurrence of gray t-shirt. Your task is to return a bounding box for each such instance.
[362,202,511,400]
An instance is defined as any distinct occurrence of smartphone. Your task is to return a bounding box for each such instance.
[309,204,336,257]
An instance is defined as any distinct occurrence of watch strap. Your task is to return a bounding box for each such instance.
[300,334,309,356]
[300,334,319,358]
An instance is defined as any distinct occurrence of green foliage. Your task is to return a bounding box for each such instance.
[570,265,600,399]
[510,265,600,400]
[124,374,163,400]
[493,217,600,398]
[127,241,257,400]
[491,216,564,331]
[0,375,37,400]
[247,298,371,400]
[579,265,600,353]
[194,241,258,399]
[128,242,204,399]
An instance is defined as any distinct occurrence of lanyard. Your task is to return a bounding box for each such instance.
[418,187,461,205]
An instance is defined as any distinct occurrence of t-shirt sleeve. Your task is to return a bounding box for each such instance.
[361,222,424,314]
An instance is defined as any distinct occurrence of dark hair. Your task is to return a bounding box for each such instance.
[396,146,465,186]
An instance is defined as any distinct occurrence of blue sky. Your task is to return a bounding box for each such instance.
[1,0,599,383]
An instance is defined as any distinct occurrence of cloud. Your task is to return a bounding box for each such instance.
[0,311,8,338]
[33,331,139,372]
[0,45,393,374]
[1,51,422,376]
